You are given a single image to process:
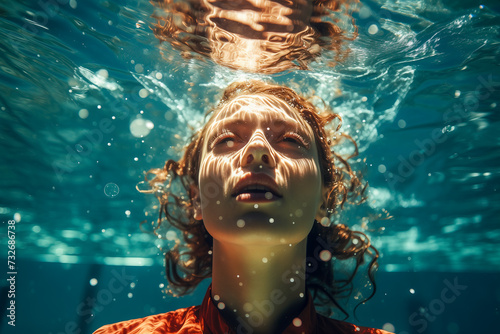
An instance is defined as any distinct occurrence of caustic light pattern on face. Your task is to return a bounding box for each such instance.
[198,94,324,246]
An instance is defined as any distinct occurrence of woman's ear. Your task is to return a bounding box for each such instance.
[315,186,330,222]
[190,184,203,221]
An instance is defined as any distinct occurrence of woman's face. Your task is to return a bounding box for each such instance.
[197,94,325,246]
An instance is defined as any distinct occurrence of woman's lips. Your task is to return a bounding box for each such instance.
[235,190,280,203]
[232,173,282,202]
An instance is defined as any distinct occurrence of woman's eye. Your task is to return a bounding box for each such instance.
[212,132,237,149]
[281,133,308,148]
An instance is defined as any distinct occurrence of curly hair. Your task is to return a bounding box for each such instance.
[140,80,378,318]
[150,0,359,73]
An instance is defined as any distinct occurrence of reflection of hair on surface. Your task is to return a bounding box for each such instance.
[151,0,359,73]
[139,81,378,317]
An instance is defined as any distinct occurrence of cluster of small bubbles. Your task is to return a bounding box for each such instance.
[443,125,455,133]
[409,288,415,294]
[265,192,273,199]
[104,183,119,197]
[378,164,387,173]
[319,250,332,262]
[125,210,131,217]
[89,278,98,286]
[79,109,89,119]
[398,119,406,128]
[320,217,330,227]
[130,118,154,138]
[292,318,302,327]
[236,219,245,228]
[382,323,395,332]
[262,257,268,263]
[269,218,274,223]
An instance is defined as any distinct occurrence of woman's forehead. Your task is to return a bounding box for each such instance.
[208,94,311,131]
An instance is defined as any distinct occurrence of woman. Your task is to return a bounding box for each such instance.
[94,81,391,333]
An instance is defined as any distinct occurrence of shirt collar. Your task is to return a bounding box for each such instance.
[199,284,318,334]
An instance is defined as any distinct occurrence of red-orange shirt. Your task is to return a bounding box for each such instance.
[93,286,392,334]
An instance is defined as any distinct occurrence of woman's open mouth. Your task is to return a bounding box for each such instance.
[231,174,282,203]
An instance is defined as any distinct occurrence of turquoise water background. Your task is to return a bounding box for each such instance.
[0,0,499,333]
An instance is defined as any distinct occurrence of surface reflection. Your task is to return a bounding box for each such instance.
[151,0,358,73]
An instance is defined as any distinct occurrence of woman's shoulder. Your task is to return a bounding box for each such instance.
[92,305,203,334]
[316,314,394,334]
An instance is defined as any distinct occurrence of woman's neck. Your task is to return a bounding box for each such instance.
[211,239,308,334]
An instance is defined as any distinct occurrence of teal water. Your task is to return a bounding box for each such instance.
[0,0,499,333]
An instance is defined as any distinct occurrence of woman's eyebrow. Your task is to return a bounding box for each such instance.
[268,119,311,140]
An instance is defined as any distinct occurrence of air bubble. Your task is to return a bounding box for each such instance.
[368,24,379,35]
[237,219,245,228]
[292,318,302,327]
[320,250,332,261]
[382,323,395,332]
[104,183,119,197]
[320,217,330,227]
[130,118,154,138]
[89,278,98,286]
[79,109,89,119]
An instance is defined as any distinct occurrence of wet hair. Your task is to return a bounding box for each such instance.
[150,0,358,73]
[141,80,378,318]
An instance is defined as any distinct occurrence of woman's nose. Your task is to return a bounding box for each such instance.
[240,131,276,168]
